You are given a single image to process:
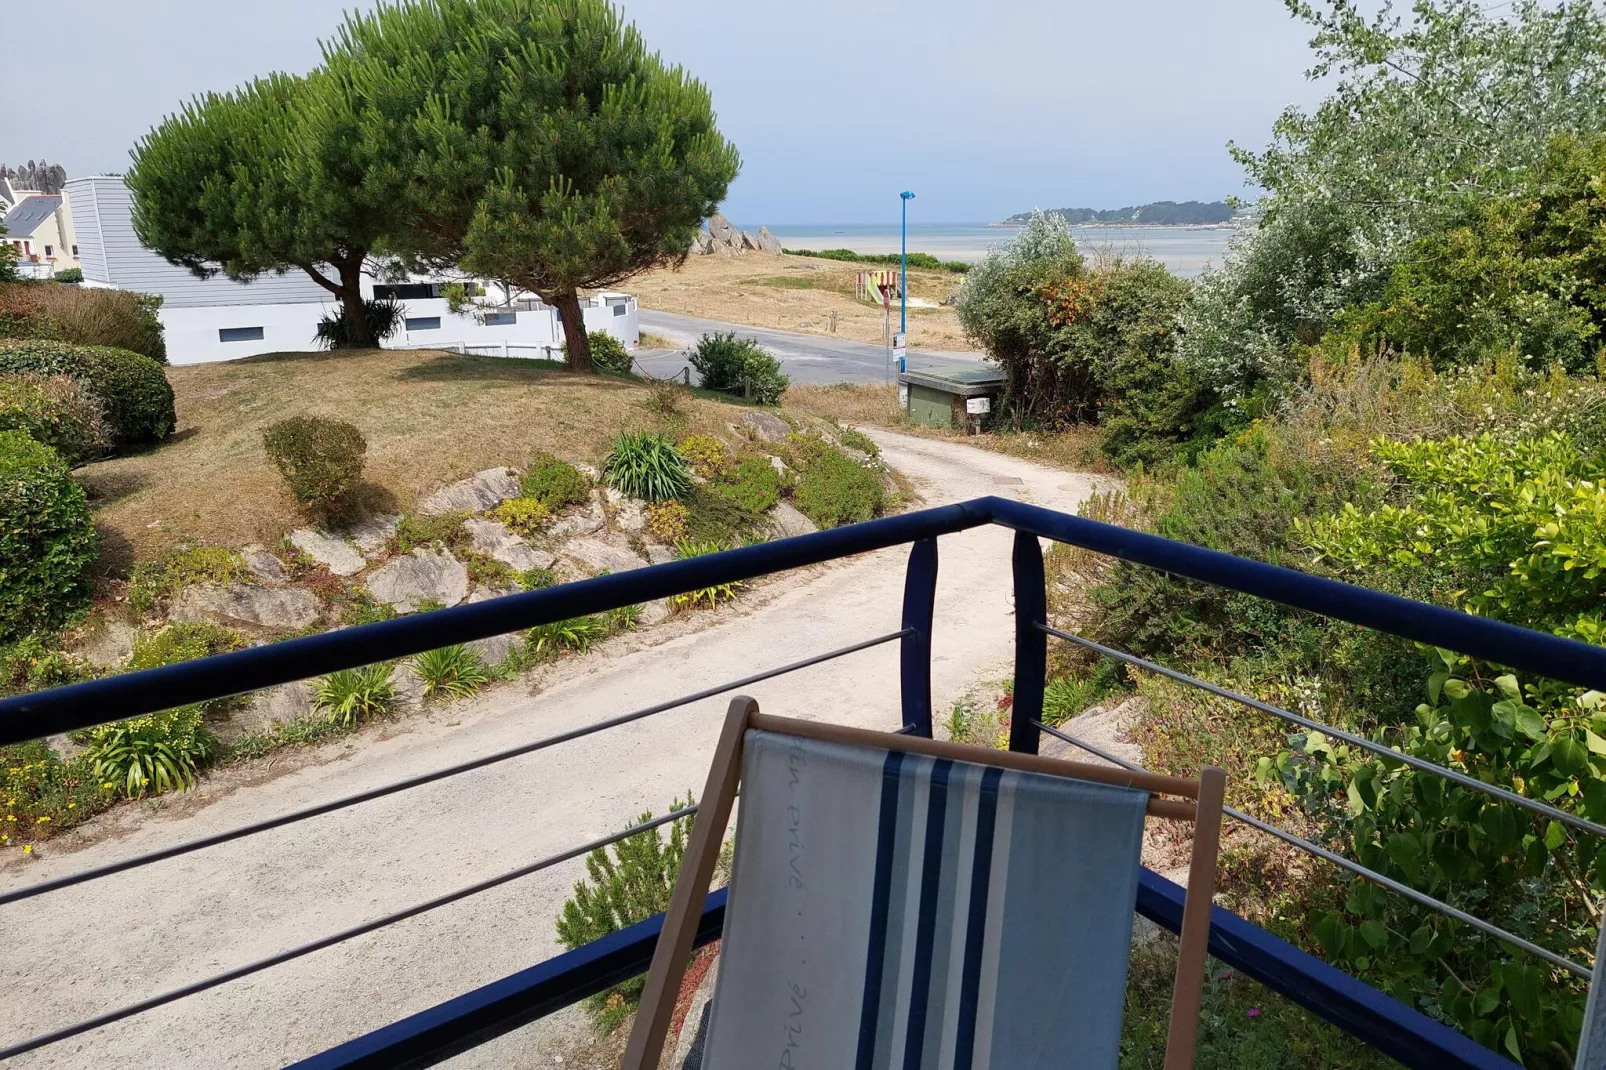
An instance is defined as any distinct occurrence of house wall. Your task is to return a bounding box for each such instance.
[4,196,78,270]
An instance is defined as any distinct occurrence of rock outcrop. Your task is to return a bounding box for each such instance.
[563,533,646,575]
[463,517,553,571]
[171,584,321,631]
[766,501,818,540]
[289,530,366,577]
[755,226,783,255]
[366,548,469,612]
[691,213,782,257]
[418,467,521,516]
[739,410,791,443]
[347,513,402,556]
[241,545,289,586]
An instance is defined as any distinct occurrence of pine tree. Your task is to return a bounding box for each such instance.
[322,0,740,369]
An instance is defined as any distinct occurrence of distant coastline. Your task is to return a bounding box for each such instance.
[986,220,1242,230]
[995,199,1245,228]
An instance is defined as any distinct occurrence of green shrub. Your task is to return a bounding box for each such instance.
[0,633,91,696]
[682,485,764,545]
[527,615,606,656]
[521,451,590,508]
[793,445,886,528]
[782,248,969,273]
[606,604,641,633]
[0,738,110,849]
[712,456,782,514]
[263,416,367,518]
[556,796,694,1031]
[411,644,491,700]
[393,511,466,554]
[314,298,403,350]
[645,499,689,543]
[492,496,550,536]
[836,426,880,458]
[0,430,97,642]
[463,552,514,591]
[688,332,790,404]
[0,339,174,447]
[518,567,558,590]
[676,433,728,478]
[0,285,166,363]
[127,546,246,614]
[602,431,693,502]
[128,621,244,715]
[52,268,83,284]
[85,705,212,798]
[585,330,632,374]
[314,665,397,728]
[340,590,397,626]
[0,372,108,464]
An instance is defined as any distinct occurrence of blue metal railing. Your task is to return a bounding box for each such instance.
[3,495,1597,1069]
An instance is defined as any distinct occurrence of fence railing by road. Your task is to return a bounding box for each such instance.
[3,495,1595,1069]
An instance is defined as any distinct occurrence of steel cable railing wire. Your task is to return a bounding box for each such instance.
[1039,623,1606,841]
[0,807,698,1062]
[0,630,909,909]
[1031,719,1593,980]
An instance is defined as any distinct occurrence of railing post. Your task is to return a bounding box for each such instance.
[1010,530,1046,755]
[900,537,939,736]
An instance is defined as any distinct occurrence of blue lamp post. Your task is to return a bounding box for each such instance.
[900,191,915,337]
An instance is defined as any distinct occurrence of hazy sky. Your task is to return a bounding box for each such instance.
[0,0,1327,224]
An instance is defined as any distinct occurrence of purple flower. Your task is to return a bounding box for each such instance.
[1246,1007,1261,1019]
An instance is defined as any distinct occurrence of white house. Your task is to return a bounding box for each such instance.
[65,175,640,366]
[3,192,79,277]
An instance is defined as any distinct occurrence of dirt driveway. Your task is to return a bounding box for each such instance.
[0,430,1108,1069]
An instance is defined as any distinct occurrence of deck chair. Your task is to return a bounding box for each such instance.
[623,697,1226,1070]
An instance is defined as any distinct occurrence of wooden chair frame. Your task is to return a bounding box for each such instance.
[623,696,1227,1070]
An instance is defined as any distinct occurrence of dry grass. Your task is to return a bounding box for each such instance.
[786,382,1110,474]
[78,348,783,567]
[629,253,971,351]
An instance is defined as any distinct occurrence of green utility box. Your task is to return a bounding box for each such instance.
[898,364,1006,430]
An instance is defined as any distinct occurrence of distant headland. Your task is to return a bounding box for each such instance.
[994,200,1242,227]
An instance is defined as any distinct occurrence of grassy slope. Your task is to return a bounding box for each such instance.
[628,252,971,351]
[79,348,776,567]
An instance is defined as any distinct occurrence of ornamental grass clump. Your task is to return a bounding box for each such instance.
[602,430,692,502]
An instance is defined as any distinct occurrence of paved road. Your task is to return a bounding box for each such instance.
[0,431,1105,1069]
[634,309,986,385]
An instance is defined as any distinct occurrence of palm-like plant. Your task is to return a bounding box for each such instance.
[527,615,607,657]
[86,709,212,798]
[411,644,492,701]
[670,539,743,610]
[314,664,397,727]
[602,431,693,502]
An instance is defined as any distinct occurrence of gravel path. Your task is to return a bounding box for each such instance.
[0,430,1107,1069]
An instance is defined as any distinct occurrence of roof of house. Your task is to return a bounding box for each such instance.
[2,196,61,238]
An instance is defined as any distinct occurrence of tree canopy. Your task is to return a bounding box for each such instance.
[320,0,740,368]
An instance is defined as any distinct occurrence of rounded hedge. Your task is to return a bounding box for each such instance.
[0,429,98,642]
[0,372,109,465]
[0,339,175,449]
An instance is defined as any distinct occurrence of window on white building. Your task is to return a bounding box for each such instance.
[219,327,266,342]
[482,311,516,326]
[405,316,442,331]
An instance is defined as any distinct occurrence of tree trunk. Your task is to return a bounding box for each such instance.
[552,288,591,371]
[336,257,373,348]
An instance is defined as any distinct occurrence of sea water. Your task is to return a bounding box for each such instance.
[747,222,1237,277]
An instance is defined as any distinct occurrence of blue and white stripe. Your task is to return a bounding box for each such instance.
[702,730,1149,1070]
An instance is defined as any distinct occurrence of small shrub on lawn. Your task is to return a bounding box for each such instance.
[527,615,606,657]
[837,426,880,458]
[602,430,693,502]
[493,496,550,537]
[0,429,97,642]
[84,705,213,799]
[411,644,491,701]
[793,445,886,528]
[52,268,84,285]
[676,433,728,478]
[263,416,367,519]
[127,545,245,614]
[644,500,689,544]
[688,332,790,404]
[314,664,397,728]
[521,452,590,509]
[712,456,782,513]
[670,539,743,610]
[518,567,558,590]
[0,339,174,447]
[0,372,108,464]
[314,298,403,349]
[556,795,694,1032]
[393,511,468,554]
[584,330,633,374]
[0,739,109,848]
[644,379,690,419]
